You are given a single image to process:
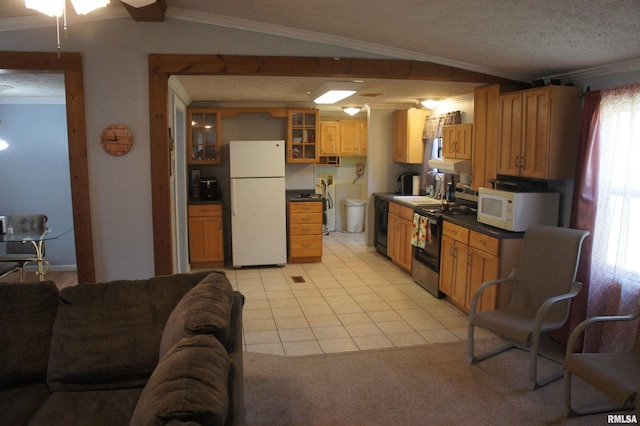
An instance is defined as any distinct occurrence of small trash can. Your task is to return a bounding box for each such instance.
[345,199,366,233]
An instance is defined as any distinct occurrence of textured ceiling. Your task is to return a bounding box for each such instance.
[1,0,639,108]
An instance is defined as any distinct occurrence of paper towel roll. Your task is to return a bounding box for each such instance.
[412,175,420,195]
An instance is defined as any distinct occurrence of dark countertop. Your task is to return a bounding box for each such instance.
[441,214,524,240]
[374,192,523,240]
[287,189,324,202]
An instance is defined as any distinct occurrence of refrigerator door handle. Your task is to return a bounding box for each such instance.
[231,179,236,216]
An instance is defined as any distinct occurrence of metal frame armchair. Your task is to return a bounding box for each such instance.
[0,214,48,282]
[563,305,640,416]
[468,225,590,390]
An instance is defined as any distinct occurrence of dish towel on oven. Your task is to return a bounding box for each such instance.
[411,213,428,249]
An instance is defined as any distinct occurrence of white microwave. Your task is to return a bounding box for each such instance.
[477,187,560,232]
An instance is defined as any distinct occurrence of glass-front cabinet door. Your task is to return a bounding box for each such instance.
[287,109,319,163]
[188,108,221,164]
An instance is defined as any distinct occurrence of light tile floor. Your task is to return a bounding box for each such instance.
[220,232,492,357]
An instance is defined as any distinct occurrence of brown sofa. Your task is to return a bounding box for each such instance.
[0,271,245,426]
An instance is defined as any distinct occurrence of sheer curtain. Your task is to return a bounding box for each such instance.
[585,84,640,352]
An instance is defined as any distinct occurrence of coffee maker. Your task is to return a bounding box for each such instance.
[396,172,418,195]
[199,177,222,200]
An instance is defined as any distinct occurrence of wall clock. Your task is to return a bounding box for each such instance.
[101,124,133,156]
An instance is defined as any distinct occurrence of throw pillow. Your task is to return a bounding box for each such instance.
[158,271,234,359]
[130,334,230,426]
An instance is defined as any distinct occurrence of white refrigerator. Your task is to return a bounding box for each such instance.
[229,140,287,267]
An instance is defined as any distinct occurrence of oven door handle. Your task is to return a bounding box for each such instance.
[426,217,439,226]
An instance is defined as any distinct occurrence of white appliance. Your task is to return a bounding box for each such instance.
[477,187,560,232]
[230,140,287,267]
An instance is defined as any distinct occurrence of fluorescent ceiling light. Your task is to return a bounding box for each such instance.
[343,107,362,116]
[309,81,364,105]
[420,98,443,110]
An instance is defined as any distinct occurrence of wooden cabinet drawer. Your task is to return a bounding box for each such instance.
[289,202,323,214]
[188,204,222,217]
[469,230,500,256]
[399,205,414,221]
[388,201,400,216]
[290,212,322,225]
[290,223,323,235]
[388,202,414,221]
[442,221,469,244]
[289,235,322,257]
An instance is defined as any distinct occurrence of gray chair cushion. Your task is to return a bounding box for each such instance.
[564,353,640,406]
[47,272,209,391]
[0,281,59,389]
[159,271,234,359]
[131,334,230,426]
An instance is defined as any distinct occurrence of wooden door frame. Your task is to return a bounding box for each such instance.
[0,51,95,283]
[149,54,520,276]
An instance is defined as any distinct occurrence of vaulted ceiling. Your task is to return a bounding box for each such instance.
[1,0,639,109]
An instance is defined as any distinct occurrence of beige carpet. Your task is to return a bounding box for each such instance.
[244,338,627,425]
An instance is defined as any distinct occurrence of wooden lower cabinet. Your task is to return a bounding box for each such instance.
[188,204,224,267]
[288,201,323,263]
[439,222,470,307]
[439,221,522,313]
[387,202,414,273]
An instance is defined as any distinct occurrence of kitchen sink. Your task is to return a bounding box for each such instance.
[392,195,442,207]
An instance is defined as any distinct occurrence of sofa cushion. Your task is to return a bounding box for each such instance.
[0,383,51,425]
[0,281,59,389]
[159,271,234,358]
[131,334,230,426]
[47,272,210,391]
[27,387,143,426]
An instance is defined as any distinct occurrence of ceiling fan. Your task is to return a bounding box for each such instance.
[25,0,166,22]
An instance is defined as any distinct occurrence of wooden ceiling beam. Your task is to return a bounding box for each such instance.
[120,0,167,22]
[148,54,524,85]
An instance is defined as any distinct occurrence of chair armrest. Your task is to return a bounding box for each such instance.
[469,269,517,319]
[533,281,582,332]
[565,305,640,357]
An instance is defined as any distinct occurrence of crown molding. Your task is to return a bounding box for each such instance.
[166,7,530,83]
[542,57,640,82]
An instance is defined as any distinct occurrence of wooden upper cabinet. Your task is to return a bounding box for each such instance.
[339,120,367,156]
[472,85,501,191]
[442,123,473,159]
[393,108,428,164]
[287,109,319,163]
[319,121,340,156]
[496,85,581,180]
[188,108,222,164]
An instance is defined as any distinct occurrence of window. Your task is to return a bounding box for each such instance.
[594,85,640,277]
